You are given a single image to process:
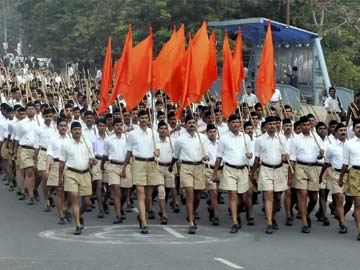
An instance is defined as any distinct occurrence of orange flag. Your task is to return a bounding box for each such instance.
[221,31,237,118]
[123,28,153,111]
[97,36,112,114]
[200,31,218,95]
[187,21,209,103]
[175,34,192,119]
[256,21,275,106]
[153,24,185,92]
[233,27,244,93]
[108,25,132,107]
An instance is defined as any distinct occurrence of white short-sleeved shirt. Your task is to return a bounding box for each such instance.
[241,93,258,107]
[290,133,323,163]
[0,118,8,142]
[47,133,70,159]
[156,137,173,164]
[173,131,207,162]
[93,134,106,157]
[325,139,346,170]
[103,133,127,162]
[60,138,94,170]
[204,138,218,166]
[15,117,38,147]
[324,96,341,113]
[126,127,156,159]
[216,131,251,166]
[343,136,360,166]
[255,133,287,166]
[34,123,56,149]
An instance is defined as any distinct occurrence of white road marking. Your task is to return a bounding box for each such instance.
[214,258,243,269]
[162,226,186,238]
[132,207,139,214]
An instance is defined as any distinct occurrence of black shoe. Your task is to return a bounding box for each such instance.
[126,205,133,213]
[64,211,72,223]
[8,186,14,192]
[27,198,34,205]
[58,217,65,225]
[252,192,258,205]
[265,224,273,234]
[201,192,208,199]
[74,227,82,235]
[208,207,214,221]
[13,181,17,188]
[247,217,255,226]
[49,197,55,207]
[301,226,310,233]
[86,206,92,212]
[161,216,168,225]
[230,224,238,234]
[43,205,51,212]
[140,225,149,234]
[212,216,220,226]
[307,216,312,228]
[148,210,155,220]
[109,199,114,206]
[97,210,105,218]
[272,219,279,230]
[237,217,242,229]
[80,217,84,229]
[173,204,180,213]
[315,211,324,222]
[296,212,302,219]
[113,216,122,224]
[323,218,330,226]
[285,217,293,226]
[18,194,25,200]
[188,225,196,234]
[339,225,347,234]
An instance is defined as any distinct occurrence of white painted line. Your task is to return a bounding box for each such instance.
[132,207,139,214]
[214,258,243,269]
[162,226,186,238]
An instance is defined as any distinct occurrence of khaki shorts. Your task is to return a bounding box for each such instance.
[37,150,47,171]
[203,166,221,191]
[159,165,175,188]
[47,161,61,187]
[107,163,132,188]
[64,169,92,196]
[317,165,331,190]
[180,164,205,190]
[15,147,21,167]
[102,162,110,183]
[258,165,287,192]
[20,147,35,169]
[327,168,349,195]
[1,142,9,160]
[91,161,103,181]
[326,113,340,125]
[346,168,360,196]
[220,164,249,194]
[294,164,319,191]
[132,159,162,186]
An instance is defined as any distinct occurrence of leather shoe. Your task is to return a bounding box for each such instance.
[339,225,347,234]
[161,216,168,225]
[301,225,310,233]
[58,217,65,225]
[230,224,238,234]
[148,210,155,220]
[212,216,220,226]
[43,205,51,212]
[265,224,273,234]
[173,204,180,213]
[113,216,122,224]
[140,225,149,234]
[285,217,293,226]
[247,217,255,226]
[73,227,81,235]
[188,225,196,234]
[323,218,330,226]
[272,219,279,230]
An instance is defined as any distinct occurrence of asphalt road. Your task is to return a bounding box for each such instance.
[0,174,358,270]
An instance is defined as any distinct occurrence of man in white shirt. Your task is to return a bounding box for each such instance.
[319,123,349,234]
[324,87,341,124]
[14,102,38,205]
[45,118,70,224]
[339,118,360,241]
[251,116,289,234]
[121,110,160,234]
[289,116,324,233]
[102,119,130,224]
[82,111,97,144]
[59,121,95,235]
[214,108,229,137]
[34,108,56,211]
[169,114,208,234]
[270,88,282,115]
[212,114,252,234]
[241,86,258,108]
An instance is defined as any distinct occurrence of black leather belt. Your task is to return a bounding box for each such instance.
[297,160,317,167]
[261,162,282,169]
[40,147,47,151]
[225,162,246,170]
[68,167,89,174]
[327,112,340,114]
[53,158,60,162]
[110,160,124,165]
[352,165,360,170]
[95,155,103,160]
[21,145,34,150]
[316,163,324,167]
[135,157,155,162]
[205,164,223,170]
[334,168,348,173]
[182,160,203,166]
[158,162,171,167]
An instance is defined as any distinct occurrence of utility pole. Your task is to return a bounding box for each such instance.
[286,0,291,27]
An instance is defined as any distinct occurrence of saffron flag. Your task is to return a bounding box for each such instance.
[108,25,132,107]
[200,31,218,95]
[221,31,237,118]
[97,36,112,114]
[232,27,244,93]
[256,21,275,106]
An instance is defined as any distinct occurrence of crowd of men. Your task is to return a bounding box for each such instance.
[0,71,360,241]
